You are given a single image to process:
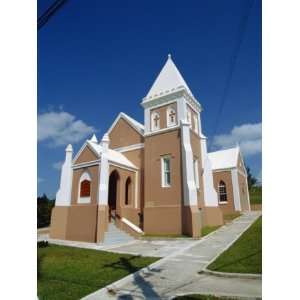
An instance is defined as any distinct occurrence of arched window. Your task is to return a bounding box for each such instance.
[80,180,90,197]
[78,171,92,203]
[125,177,132,205]
[151,111,160,131]
[167,106,176,127]
[218,180,227,203]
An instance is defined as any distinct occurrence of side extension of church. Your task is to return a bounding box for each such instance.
[50,55,250,243]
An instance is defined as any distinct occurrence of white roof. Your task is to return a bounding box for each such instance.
[208,147,239,170]
[86,140,138,169]
[143,54,194,102]
[107,112,144,136]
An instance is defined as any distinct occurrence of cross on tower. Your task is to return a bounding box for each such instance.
[169,110,176,123]
[154,114,160,127]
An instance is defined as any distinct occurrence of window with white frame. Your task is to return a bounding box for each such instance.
[193,159,200,189]
[193,114,199,134]
[78,171,92,203]
[151,111,160,131]
[167,106,176,127]
[161,156,171,187]
[218,180,227,203]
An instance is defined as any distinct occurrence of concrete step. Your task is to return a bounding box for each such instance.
[102,222,135,246]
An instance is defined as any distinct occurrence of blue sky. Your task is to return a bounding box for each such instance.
[38,0,261,197]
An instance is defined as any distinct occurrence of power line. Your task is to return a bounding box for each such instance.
[38,0,69,31]
[211,0,255,139]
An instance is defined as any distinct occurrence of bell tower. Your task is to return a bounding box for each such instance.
[141,55,222,237]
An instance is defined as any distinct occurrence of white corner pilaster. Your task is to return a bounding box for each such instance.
[177,96,187,122]
[56,144,73,206]
[180,120,197,206]
[98,133,110,205]
[231,168,242,211]
[200,137,219,206]
[144,107,151,134]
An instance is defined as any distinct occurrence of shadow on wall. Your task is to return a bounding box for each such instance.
[103,256,162,299]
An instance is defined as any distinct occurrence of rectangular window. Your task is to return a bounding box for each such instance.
[161,156,171,187]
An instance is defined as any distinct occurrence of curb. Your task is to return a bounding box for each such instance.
[200,268,262,280]
[170,291,261,300]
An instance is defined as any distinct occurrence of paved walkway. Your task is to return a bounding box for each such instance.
[82,211,262,300]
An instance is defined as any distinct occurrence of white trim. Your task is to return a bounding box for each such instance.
[180,120,198,206]
[231,169,241,211]
[193,158,200,190]
[72,159,100,169]
[72,142,100,164]
[107,112,144,136]
[77,171,92,204]
[144,124,180,137]
[113,143,144,153]
[109,162,139,172]
[56,145,73,207]
[135,172,138,208]
[121,217,143,234]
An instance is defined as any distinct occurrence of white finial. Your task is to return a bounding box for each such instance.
[168,53,171,59]
[90,134,98,143]
[65,144,73,152]
[101,133,110,143]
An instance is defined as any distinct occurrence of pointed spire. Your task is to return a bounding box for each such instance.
[100,133,110,152]
[144,55,194,101]
[65,144,73,152]
[90,134,98,143]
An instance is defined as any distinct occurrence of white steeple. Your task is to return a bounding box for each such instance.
[90,134,98,143]
[143,54,194,102]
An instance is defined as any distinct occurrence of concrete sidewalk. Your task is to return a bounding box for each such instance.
[82,211,261,300]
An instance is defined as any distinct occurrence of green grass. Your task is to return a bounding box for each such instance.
[201,226,221,237]
[249,186,262,204]
[223,212,241,223]
[174,295,237,300]
[37,244,158,300]
[208,216,262,274]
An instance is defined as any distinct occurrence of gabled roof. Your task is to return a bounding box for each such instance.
[87,140,138,169]
[72,137,138,170]
[143,54,194,102]
[208,147,240,170]
[107,112,144,136]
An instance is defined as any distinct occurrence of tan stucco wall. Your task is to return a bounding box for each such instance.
[109,118,144,149]
[144,206,182,234]
[74,145,98,164]
[122,149,144,211]
[144,129,182,207]
[143,128,183,234]
[49,206,69,239]
[108,165,140,227]
[150,102,177,130]
[212,170,235,215]
[202,206,224,227]
[238,173,250,211]
[71,165,99,205]
[182,206,202,238]
[65,205,98,242]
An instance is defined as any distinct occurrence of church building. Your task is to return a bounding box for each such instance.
[50,55,250,243]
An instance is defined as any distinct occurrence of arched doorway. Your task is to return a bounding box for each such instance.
[108,170,120,222]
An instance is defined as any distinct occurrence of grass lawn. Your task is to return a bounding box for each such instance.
[175,295,237,300]
[207,216,262,274]
[201,226,221,237]
[38,244,159,300]
[249,186,262,204]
